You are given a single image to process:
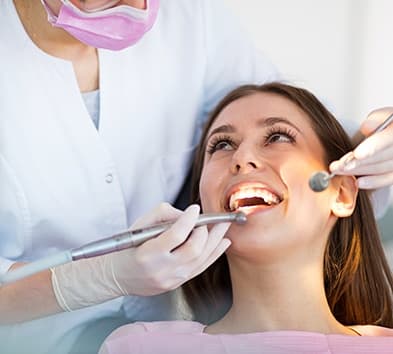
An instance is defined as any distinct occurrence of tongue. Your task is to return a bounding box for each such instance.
[238,197,267,207]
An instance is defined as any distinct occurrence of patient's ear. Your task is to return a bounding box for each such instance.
[331,175,358,217]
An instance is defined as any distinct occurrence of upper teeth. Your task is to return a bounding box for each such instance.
[229,188,280,211]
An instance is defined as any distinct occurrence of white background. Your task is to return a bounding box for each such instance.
[225,0,393,125]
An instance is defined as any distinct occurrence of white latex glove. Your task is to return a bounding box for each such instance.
[51,203,231,311]
[330,107,393,189]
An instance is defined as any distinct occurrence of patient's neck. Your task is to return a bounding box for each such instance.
[205,257,349,335]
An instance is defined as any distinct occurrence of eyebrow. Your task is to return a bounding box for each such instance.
[207,116,302,140]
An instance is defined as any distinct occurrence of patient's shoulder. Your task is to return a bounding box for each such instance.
[130,320,205,333]
[99,321,205,354]
[104,321,204,341]
[351,324,393,336]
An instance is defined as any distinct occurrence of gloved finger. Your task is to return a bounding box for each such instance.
[331,109,393,172]
[329,151,355,173]
[360,107,393,137]
[145,204,201,251]
[187,237,231,281]
[170,232,231,289]
[352,126,393,160]
[174,222,230,269]
[140,223,230,292]
[357,172,393,190]
[169,225,209,256]
[330,140,393,173]
[351,144,393,165]
[131,202,183,230]
[330,159,393,177]
[171,221,230,262]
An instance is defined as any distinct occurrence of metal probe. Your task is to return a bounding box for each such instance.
[0,212,246,285]
[309,112,393,192]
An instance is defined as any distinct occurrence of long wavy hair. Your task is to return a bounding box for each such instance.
[182,82,393,327]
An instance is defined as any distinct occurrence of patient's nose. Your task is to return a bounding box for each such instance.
[230,145,262,174]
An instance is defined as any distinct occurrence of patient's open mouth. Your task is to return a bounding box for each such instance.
[226,184,282,214]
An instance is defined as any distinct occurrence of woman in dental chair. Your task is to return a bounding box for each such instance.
[100,82,393,353]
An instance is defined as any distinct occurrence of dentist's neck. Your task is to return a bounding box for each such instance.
[14,0,86,45]
[14,0,95,55]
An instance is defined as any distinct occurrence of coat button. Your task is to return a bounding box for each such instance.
[105,173,113,183]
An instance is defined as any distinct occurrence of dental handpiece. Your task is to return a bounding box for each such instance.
[0,212,246,285]
[71,211,247,260]
[309,112,393,192]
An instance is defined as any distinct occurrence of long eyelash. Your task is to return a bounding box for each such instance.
[264,126,297,144]
[206,134,235,155]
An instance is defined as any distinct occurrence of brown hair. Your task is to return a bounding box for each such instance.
[182,82,393,327]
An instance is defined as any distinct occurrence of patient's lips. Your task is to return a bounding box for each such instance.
[225,183,282,215]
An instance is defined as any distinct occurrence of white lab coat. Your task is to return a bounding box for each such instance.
[0,0,278,353]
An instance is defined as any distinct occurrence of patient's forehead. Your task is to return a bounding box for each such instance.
[210,93,314,133]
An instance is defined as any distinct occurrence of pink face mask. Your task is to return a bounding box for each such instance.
[41,0,160,50]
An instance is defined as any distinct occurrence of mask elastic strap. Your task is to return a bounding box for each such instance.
[40,0,59,23]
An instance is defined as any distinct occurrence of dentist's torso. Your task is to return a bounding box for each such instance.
[0,0,277,352]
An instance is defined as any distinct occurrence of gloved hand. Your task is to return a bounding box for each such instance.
[51,203,231,311]
[330,107,393,189]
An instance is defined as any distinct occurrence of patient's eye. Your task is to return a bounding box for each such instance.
[264,126,296,145]
[207,135,236,154]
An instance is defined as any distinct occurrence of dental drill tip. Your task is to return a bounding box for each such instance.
[309,171,330,192]
[234,211,247,224]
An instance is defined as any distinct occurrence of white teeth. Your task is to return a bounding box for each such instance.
[229,188,280,211]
